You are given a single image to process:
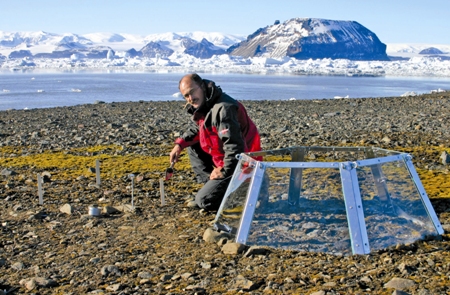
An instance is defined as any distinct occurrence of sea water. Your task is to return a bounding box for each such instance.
[0,72,449,110]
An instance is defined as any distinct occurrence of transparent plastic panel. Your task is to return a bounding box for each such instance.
[357,159,439,252]
[214,154,258,233]
[370,147,404,158]
[245,166,352,256]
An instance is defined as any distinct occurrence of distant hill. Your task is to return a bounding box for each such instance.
[419,47,445,55]
[228,18,389,61]
[385,43,450,59]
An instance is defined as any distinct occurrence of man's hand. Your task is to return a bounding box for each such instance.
[210,166,224,180]
[169,144,182,164]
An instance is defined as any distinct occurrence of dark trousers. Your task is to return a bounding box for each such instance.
[187,143,232,211]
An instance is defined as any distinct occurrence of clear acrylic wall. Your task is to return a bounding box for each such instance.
[213,146,443,256]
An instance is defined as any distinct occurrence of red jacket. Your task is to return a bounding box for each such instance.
[175,80,261,178]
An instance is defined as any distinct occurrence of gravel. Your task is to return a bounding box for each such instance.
[1,93,450,294]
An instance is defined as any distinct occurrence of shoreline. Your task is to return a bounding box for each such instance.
[1,91,449,113]
[2,67,450,77]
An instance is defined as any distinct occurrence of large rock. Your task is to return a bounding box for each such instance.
[227,18,389,61]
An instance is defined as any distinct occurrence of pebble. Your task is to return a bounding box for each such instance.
[203,227,231,243]
[11,262,24,271]
[230,275,254,291]
[59,203,73,214]
[222,242,246,255]
[100,265,121,277]
[384,277,416,290]
[243,246,271,257]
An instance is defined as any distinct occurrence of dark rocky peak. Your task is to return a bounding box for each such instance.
[180,37,198,49]
[140,41,174,58]
[125,48,142,58]
[184,38,225,59]
[8,50,33,59]
[227,18,389,61]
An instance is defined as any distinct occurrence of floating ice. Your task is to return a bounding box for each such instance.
[401,91,419,97]
[1,53,450,77]
[333,95,349,99]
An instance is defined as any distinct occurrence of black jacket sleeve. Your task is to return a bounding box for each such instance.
[181,119,200,143]
[214,104,245,177]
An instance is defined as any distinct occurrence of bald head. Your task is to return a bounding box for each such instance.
[179,73,203,89]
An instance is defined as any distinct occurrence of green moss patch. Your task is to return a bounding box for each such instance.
[0,145,192,180]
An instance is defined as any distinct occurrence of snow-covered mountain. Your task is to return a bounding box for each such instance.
[228,18,388,60]
[0,30,244,60]
[1,21,450,61]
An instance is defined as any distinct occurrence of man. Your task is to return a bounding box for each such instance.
[169,73,261,211]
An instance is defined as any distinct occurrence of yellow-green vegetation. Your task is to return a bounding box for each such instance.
[1,144,450,199]
[0,144,192,180]
[418,170,450,199]
[397,146,450,199]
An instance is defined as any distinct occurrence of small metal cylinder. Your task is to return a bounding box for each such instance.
[89,205,101,216]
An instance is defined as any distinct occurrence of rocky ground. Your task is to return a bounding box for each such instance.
[1,93,450,295]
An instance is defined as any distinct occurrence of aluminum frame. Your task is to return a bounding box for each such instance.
[235,163,265,244]
[340,161,371,254]
[214,146,444,255]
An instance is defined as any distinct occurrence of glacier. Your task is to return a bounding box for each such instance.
[1,54,450,77]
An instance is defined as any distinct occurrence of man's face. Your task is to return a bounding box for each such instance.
[180,79,204,109]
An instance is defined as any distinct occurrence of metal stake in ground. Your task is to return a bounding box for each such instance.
[159,178,166,206]
[37,174,43,205]
[128,174,135,209]
[95,159,101,186]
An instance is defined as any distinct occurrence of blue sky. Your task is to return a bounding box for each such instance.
[2,0,449,44]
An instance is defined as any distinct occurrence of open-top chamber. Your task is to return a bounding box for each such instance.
[213,146,444,255]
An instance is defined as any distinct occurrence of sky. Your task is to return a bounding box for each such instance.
[1,0,449,45]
